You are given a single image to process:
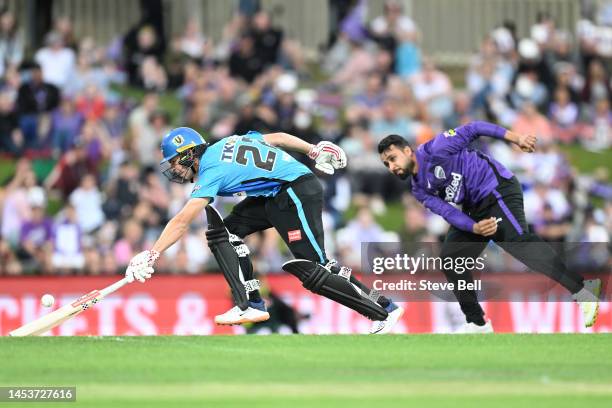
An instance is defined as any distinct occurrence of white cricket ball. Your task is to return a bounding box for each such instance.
[41,294,55,308]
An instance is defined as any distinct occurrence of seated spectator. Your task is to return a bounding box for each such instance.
[533,203,571,242]
[102,160,140,219]
[172,18,209,60]
[123,25,164,87]
[17,188,53,272]
[75,83,106,120]
[15,63,60,149]
[69,173,105,234]
[128,91,159,141]
[336,207,397,268]
[549,87,580,143]
[44,142,97,200]
[0,10,24,77]
[0,90,23,155]
[51,203,85,272]
[251,10,283,67]
[581,59,611,104]
[229,34,265,83]
[139,55,168,91]
[510,70,549,111]
[78,119,111,166]
[1,159,33,245]
[113,218,144,268]
[34,31,76,89]
[523,182,571,226]
[50,97,83,155]
[512,101,553,144]
[369,98,416,144]
[132,110,169,166]
[583,97,612,151]
[0,237,22,275]
[409,58,453,121]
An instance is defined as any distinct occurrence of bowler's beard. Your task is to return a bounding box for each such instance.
[397,159,414,180]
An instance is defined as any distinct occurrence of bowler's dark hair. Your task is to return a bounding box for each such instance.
[377,134,411,154]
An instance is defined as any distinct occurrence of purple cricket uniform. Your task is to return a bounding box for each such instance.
[403,121,586,326]
[411,121,512,232]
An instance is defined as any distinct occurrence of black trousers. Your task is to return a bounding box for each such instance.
[441,175,585,324]
[224,174,327,264]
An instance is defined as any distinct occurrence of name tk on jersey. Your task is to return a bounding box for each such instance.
[444,172,463,203]
[221,136,239,162]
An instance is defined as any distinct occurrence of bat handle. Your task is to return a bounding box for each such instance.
[99,277,131,297]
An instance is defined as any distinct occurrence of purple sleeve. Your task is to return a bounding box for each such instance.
[412,185,476,232]
[430,121,507,156]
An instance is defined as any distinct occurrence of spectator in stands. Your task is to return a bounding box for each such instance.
[172,18,209,60]
[69,173,105,234]
[44,141,97,200]
[229,33,265,83]
[0,236,22,275]
[512,101,553,144]
[17,188,53,273]
[409,58,453,122]
[53,16,78,50]
[251,10,283,67]
[370,98,416,144]
[581,59,611,104]
[128,91,159,141]
[369,0,419,59]
[113,218,144,268]
[0,90,22,155]
[0,10,24,78]
[51,203,85,272]
[1,159,33,246]
[132,109,169,166]
[15,63,60,150]
[102,160,140,219]
[35,31,76,90]
[124,25,165,87]
[75,83,106,121]
[583,97,612,151]
[50,96,83,155]
[549,87,580,143]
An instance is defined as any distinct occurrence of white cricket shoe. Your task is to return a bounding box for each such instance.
[370,304,404,334]
[456,319,494,334]
[573,279,601,328]
[214,305,270,326]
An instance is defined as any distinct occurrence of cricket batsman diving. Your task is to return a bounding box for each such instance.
[378,121,601,333]
[125,127,404,334]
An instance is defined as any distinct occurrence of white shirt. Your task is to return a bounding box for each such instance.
[35,47,76,89]
[69,188,105,233]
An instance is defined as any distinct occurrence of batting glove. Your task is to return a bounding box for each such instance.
[126,249,160,283]
[308,141,347,175]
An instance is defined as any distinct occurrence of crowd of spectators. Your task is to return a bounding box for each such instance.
[0,1,610,276]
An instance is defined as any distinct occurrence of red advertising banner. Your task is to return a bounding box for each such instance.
[0,275,610,335]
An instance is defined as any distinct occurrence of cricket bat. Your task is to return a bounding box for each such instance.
[8,277,131,337]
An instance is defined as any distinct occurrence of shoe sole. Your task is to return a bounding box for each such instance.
[215,312,271,326]
[585,280,602,328]
[372,307,405,334]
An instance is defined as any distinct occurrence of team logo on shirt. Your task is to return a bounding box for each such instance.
[444,172,463,203]
[443,129,456,138]
[172,135,184,146]
[434,166,446,179]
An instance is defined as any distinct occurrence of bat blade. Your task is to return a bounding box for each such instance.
[8,278,129,337]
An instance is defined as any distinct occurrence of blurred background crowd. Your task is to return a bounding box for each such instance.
[0,0,610,277]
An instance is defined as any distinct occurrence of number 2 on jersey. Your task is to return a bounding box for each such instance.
[235,145,277,171]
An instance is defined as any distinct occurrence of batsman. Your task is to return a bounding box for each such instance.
[378,121,601,333]
[125,127,403,334]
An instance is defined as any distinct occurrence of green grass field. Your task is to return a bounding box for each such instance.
[1,334,611,407]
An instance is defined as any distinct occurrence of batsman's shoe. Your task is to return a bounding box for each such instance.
[214,301,270,326]
[456,319,494,334]
[369,302,404,334]
[572,279,601,328]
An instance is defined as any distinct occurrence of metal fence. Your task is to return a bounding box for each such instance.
[2,0,585,64]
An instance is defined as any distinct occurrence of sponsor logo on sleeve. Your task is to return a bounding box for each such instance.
[288,230,302,243]
[443,129,456,138]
